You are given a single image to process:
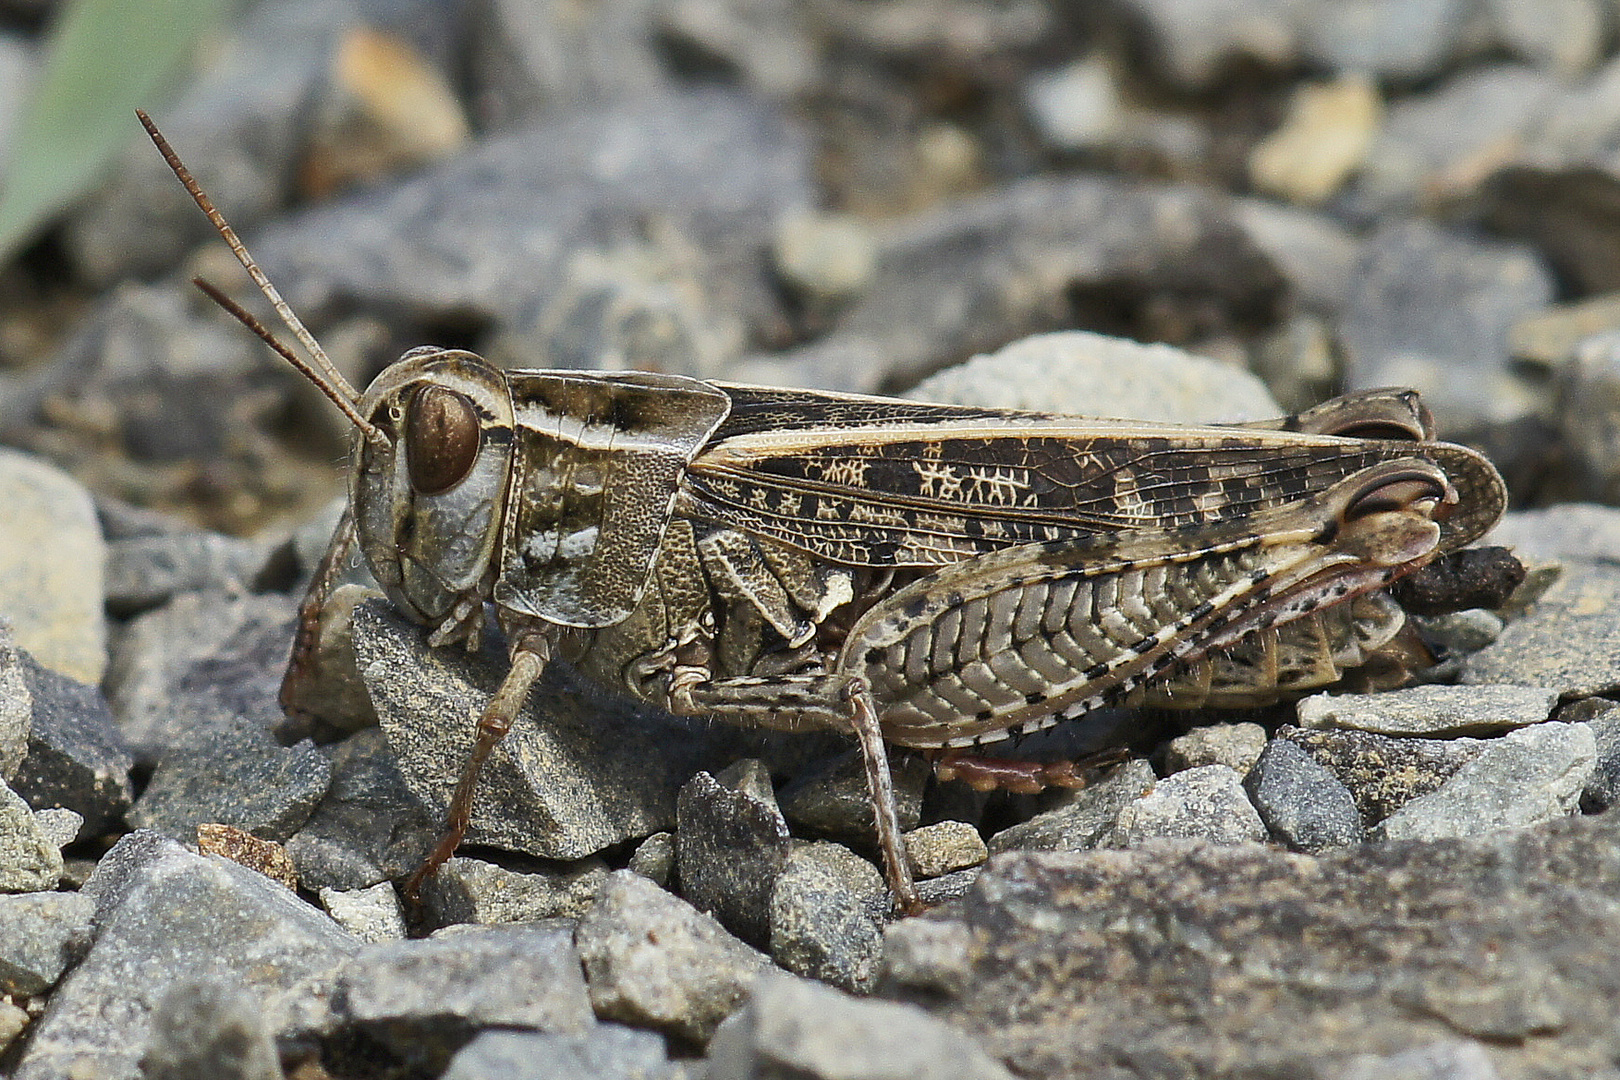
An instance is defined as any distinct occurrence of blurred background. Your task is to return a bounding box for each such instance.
[0,0,1614,536]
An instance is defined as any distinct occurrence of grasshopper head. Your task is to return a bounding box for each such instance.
[350,349,516,625]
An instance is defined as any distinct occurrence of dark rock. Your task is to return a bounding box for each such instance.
[419,855,607,928]
[0,890,94,995]
[1464,563,1620,697]
[1111,764,1268,846]
[1233,199,1362,318]
[443,1023,676,1080]
[353,600,753,862]
[6,631,132,834]
[676,769,791,947]
[1565,698,1620,812]
[768,842,885,993]
[103,530,275,617]
[576,870,770,1046]
[322,923,594,1074]
[1278,724,1486,824]
[881,813,1620,1078]
[0,782,62,892]
[1372,722,1594,841]
[988,758,1156,854]
[128,734,331,845]
[138,974,283,1080]
[12,832,359,1080]
[628,831,675,887]
[283,726,438,892]
[1296,684,1560,737]
[777,749,928,848]
[707,971,1016,1080]
[1245,739,1365,853]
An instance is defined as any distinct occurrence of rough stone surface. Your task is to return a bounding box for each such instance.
[103,530,275,617]
[988,759,1157,854]
[1486,503,1620,564]
[323,923,594,1074]
[1165,722,1269,775]
[1464,563,1620,697]
[442,1023,677,1080]
[1278,725,1488,825]
[354,601,753,862]
[777,750,929,848]
[676,769,792,948]
[13,831,359,1080]
[0,782,61,892]
[0,890,94,995]
[420,855,607,928]
[628,831,676,887]
[576,870,771,1046]
[1245,738,1366,853]
[882,813,1620,1078]
[1565,698,1620,811]
[1374,722,1595,841]
[1297,684,1560,736]
[0,449,106,685]
[0,624,31,781]
[1111,764,1268,846]
[707,972,1016,1080]
[768,842,885,994]
[138,974,283,1080]
[129,734,331,845]
[319,882,407,944]
[902,821,987,879]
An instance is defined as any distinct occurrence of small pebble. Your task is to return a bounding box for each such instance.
[1112,764,1267,846]
[1166,722,1268,775]
[902,820,987,879]
[320,882,408,943]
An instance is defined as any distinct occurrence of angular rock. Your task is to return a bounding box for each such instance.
[13,832,359,1080]
[1563,697,1620,811]
[880,917,986,999]
[420,855,607,928]
[128,734,331,845]
[0,1000,27,1056]
[1463,563,1620,697]
[1245,739,1365,854]
[576,870,770,1045]
[880,815,1620,1078]
[1278,725,1487,824]
[903,820,987,879]
[1296,684,1559,737]
[354,601,752,862]
[628,831,676,887]
[323,923,593,1073]
[777,749,928,848]
[768,842,885,993]
[0,782,61,892]
[196,824,299,891]
[138,974,283,1080]
[676,768,791,947]
[1374,722,1595,841]
[0,625,30,780]
[319,883,407,944]
[1165,722,1268,775]
[32,807,82,850]
[1111,764,1267,846]
[0,890,94,995]
[0,449,106,684]
[443,1023,677,1080]
[283,726,438,892]
[103,530,276,617]
[988,759,1157,854]
[707,972,1016,1080]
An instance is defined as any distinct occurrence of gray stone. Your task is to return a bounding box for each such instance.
[1374,722,1595,842]
[5,632,132,834]
[772,211,878,306]
[138,975,283,1080]
[629,831,676,887]
[129,735,331,845]
[32,807,82,850]
[879,814,1620,1078]
[902,821,986,879]
[768,842,885,993]
[677,769,791,947]
[1415,609,1505,656]
[706,971,1016,1080]
[1557,332,1620,503]
[880,918,985,999]
[354,600,753,862]
[1101,0,1299,90]
[420,855,607,928]
[1245,739,1365,854]
[318,883,407,944]
[908,331,1280,423]
[0,1000,28,1056]
[0,624,29,780]
[1330,1038,1503,1080]
[13,832,359,1080]
[1483,0,1604,74]
[0,782,61,892]
[1111,764,1268,846]
[1165,722,1269,775]
[988,758,1157,854]
[1485,503,1620,564]
[1301,0,1471,79]
[0,890,94,994]
[652,0,817,98]
[1463,563,1620,697]
[1023,57,1126,152]
[325,923,593,1073]
[1233,199,1362,318]
[103,530,275,617]
[777,749,928,848]
[576,870,770,1045]
[1278,725,1486,824]
[0,449,106,684]
[283,726,439,892]
[444,1023,677,1080]
[1340,218,1553,434]
[1564,698,1620,811]
[1297,684,1559,737]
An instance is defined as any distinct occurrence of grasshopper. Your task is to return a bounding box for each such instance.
[139,113,1507,913]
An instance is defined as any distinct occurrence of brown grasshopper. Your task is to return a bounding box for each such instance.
[139,112,1507,913]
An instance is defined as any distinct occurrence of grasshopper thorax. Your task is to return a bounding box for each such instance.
[351,348,516,625]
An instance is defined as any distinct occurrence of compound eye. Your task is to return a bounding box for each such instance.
[405,385,480,495]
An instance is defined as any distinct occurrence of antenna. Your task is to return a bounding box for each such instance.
[135,109,387,446]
